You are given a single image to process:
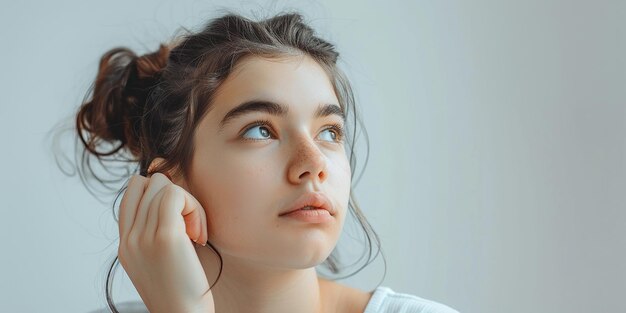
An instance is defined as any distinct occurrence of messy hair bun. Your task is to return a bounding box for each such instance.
[76,44,169,159]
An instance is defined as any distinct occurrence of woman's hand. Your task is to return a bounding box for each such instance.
[118,173,215,313]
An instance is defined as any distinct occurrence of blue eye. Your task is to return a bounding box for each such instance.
[319,128,339,142]
[320,123,345,143]
[241,123,273,140]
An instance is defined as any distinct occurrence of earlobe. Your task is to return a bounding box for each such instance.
[146,158,190,190]
[147,157,172,180]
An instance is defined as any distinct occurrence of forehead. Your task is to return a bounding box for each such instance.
[210,54,339,116]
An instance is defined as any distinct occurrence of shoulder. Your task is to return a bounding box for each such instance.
[86,301,148,313]
[362,286,460,313]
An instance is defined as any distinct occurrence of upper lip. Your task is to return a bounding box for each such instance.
[279,192,336,216]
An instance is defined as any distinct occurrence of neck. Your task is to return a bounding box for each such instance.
[197,247,332,313]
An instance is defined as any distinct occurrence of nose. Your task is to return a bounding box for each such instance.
[287,136,328,185]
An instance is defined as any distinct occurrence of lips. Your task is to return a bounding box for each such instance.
[279,192,336,216]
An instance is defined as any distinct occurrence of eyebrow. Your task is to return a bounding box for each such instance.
[218,99,346,132]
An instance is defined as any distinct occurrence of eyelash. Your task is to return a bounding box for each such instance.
[239,119,345,143]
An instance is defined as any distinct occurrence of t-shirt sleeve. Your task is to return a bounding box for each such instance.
[363,286,460,313]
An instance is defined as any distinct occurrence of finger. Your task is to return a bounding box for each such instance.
[192,193,207,246]
[187,188,208,245]
[119,175,148,241]
[158,185,206,245]
[183,189,208,245]
[131,173,171,238]
[144,184,169,240]
[199,199,208,245]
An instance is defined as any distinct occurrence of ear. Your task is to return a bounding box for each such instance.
[148,157,187,189]
[147,157,170,178]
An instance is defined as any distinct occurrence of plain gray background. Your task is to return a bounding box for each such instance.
[1,0,624,312]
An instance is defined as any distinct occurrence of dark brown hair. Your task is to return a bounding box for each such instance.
[69,9,385,312]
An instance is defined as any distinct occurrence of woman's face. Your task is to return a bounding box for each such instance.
[187,54,351,269]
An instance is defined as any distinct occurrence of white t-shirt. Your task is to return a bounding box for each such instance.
[89,286,459,313]
[364,286,460,313]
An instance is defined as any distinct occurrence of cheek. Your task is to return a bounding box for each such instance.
[190,152,279,247]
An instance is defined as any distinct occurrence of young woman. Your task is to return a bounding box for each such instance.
[75,10,460,313]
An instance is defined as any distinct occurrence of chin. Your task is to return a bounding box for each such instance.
[279,253,334,270]
[285,241,338,268]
